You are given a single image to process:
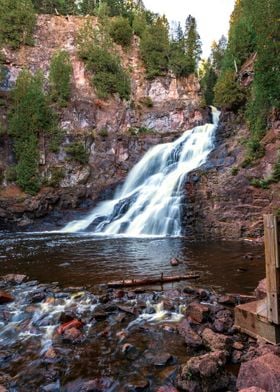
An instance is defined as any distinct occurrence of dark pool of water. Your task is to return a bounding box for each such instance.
[0,232,265,294]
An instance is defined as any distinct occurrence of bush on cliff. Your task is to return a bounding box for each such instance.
[214,70,246,112]
[77,21,131,100]
[0,0,36,49]
[49,50,72,106]
[109,16,133,47]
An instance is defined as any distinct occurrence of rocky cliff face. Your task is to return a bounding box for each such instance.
[183,112,280,241]
[0,15,205,229]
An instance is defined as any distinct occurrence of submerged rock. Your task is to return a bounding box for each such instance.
[0,290,14,304]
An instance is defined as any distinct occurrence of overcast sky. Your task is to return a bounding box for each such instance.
[143,0,235,58]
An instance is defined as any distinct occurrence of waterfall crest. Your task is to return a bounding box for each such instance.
[61,108,220,236]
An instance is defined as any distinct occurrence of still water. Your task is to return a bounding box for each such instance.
[0,232,265,294]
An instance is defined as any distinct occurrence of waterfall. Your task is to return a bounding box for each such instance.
[61,108,220,237]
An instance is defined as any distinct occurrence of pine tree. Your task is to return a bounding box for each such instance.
[184,15,202,74]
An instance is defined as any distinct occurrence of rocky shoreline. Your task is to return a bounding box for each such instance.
[0,274,278,391]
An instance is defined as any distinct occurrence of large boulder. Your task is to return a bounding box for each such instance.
[237,353,280,391]
[202,328,232,352]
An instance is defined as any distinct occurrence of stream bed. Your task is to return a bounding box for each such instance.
[0,233,266,391]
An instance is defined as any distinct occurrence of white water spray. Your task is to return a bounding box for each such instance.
[61,108,220,236]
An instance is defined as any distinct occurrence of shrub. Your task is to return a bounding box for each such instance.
[132,13,147,37]
[98,128,108,137]
[109,16,133,47]
[49,50,72,106]
[231,167,239,176]
[65,141,88,164]
[46,167,65,188]
[77,23,131,100]
[0,0,36,49]
[48,128,65,153]
[214,70,246,111]
[139,96,153,108]
[5,165,17,182]
[250,178,269,189]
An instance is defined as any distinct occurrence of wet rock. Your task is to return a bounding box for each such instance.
[81,377,115,391]
[92,310,107,321]
[151,352,174,367]
[30,290,46,303]
[233,341,244,350]
[177,319,202,348]
[126,377,149,391]
[156,387,178,392]
[170,258,179,266]
[255,279,266,300]
[44,348,57,360]
[217,295,235,306]
[63,327,83,343]
[59,311,76,324]
[232,349,243,364]
[0,290,14,304]
[117,305,138,315]
[213,309,234,333]
[57,319,83,334]
[177,351,228,391]
[202,328,232,352]
[42,380,60,392]
[186,302,210,323]
[237,353,280,391]
[239,388,267,392]
[2,274,27,284]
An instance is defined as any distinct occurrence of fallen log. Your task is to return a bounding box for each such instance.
[107,273,200,288]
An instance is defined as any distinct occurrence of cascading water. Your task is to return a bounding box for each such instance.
[61,108,220,236]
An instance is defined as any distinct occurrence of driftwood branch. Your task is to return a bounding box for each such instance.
[107,273,200,288]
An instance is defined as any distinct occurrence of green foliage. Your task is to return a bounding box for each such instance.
[46,167,65,187]
[231,167,239,176]
[9,70,53,194]
[214,70,246,111]
[32,0,78,15]
[109,16,133,47]
[132,12,147,37]
[199,59,217,105]
[49,128,65,153]
[140,16,170,79]
[139,96,153,108]
[250,178,269,189]
[184,15,202,74]
[49,50,72,106]
[65,141,88,164]
[77,22,131,100]
[5,165,17,182]
[0,0,36,49]
[128,126,150,135]
[98,128,108,137]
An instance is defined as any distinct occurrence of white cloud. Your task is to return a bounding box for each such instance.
[143,0,235,57]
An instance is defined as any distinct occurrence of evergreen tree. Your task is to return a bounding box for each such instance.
[140,16,170,78]
[184,15,202,74]
[9,70,53,194]
[32,0,78,15]
[169,22,190,77]
[0,0,36,49]
[211,35,227,73]
[49,50,72,106]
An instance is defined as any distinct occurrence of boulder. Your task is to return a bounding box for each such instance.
[202,328,232,351]
[2,274,27,284]
[177,351,229,391]
[213,309,234,333]
[57,319,83,335]
[177,319,202,348]
[0,290,14,304]
[237,353,280,391]
[186,302,210,323]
